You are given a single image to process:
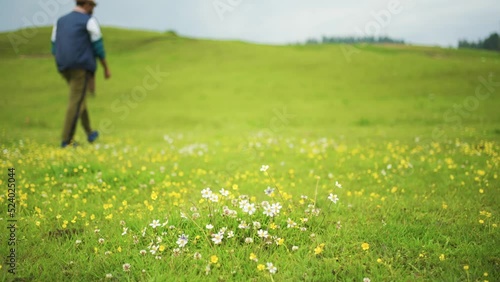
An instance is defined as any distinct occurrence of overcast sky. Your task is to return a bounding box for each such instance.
[1,0,499,47]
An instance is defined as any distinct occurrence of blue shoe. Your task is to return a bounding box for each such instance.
[88,131,99,143]
[61,141,78,148]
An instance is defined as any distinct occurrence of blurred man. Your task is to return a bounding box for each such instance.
[51,0,111,148]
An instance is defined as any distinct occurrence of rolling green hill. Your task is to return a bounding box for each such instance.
[1,27,499,145]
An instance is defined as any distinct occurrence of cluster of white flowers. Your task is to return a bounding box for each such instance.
[209,194,219,202]
[222,206,238,217]
[149,244,159,255]
[262,201,282,217]
[266,262,277,274]
[219,188,229,197]
[201,188,212,199]
[257,229,269,239]
[238,221,250,229]
[201,187,220,202]
[126,164,345,279]
[178,143,208,156]
[260,165,269,172]
[305,204,320,216]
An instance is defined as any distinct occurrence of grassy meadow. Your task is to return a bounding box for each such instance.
[0,27,499,281]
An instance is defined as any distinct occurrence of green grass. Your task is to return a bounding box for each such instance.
[0,27,499,281]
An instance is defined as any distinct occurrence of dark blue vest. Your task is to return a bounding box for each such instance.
[55,11,96,73]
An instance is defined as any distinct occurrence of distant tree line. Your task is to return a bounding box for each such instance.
[305,36,405,45]
[458,33,499,51]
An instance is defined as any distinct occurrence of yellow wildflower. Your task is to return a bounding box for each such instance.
[361,243,370,251]
[314,243,325,255]
[249,253,258,262]
[276,238,285,246]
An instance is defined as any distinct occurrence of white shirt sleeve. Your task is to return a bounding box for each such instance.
[51,23,57,42]
[87,17,103,42]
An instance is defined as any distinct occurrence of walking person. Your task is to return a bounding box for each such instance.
[51,0,111,148]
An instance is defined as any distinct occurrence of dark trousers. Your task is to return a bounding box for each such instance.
[60,69,92,143]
